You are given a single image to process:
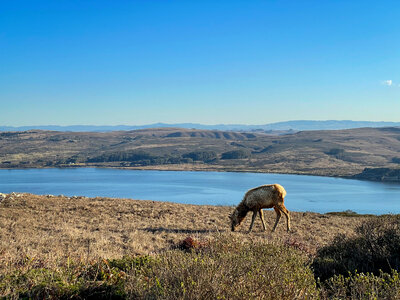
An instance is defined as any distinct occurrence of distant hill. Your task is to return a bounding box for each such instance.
[1,127,400,181]
[1,120,400,132]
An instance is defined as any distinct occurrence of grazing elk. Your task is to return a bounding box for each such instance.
[229,184,291,233]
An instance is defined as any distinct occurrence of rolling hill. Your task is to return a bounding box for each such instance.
[1,127,400,180]
[1,120,400,132]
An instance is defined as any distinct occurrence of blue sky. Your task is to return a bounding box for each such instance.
[1,1,399,126]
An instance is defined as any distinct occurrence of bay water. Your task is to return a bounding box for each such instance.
[1,168,399,214]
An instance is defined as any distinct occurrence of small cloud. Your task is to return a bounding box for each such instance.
[382,80,393,86]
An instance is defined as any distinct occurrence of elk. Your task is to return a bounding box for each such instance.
[229,184,291,233]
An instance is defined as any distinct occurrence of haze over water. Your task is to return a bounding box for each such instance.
[1,168,399,214]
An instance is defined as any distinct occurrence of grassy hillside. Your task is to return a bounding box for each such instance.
[0,193,363,259]
[1,193,400,299]
[1,127,400,179]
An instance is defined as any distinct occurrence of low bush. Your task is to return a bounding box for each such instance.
[126,236,317,299]
[312,215,400,282]
[1,237,317,299]
[319,270,400,299]
[0,255,155,299]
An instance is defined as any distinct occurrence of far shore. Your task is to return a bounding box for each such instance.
[0,163,398,183]
[2,127,399,182]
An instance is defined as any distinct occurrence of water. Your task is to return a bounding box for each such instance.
[0,168,400,214]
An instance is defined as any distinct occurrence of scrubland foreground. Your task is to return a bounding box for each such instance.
[1,193,400,299]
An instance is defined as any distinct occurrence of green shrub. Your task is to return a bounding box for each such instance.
[108,255,155,272]
[312,215,400,282]
[1,238,317,299]
[319,270,400,300]
[0,256,156,299]
[126,236,317,299]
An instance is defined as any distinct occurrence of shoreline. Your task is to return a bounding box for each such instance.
[0,164,399,183]
[1,127,399,182]
[2,168,400,216]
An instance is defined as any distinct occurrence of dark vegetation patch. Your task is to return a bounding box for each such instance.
[354,167,400,182]
[87,150,156,163]
[86,150,197,166]
[325,148,345,158]
[326,210,374,217]
[221,149,250,159]
[230,142,246,148]
[0,132,24,137]
[392,157,400,164]
[165,132,184,137]
[258,145,275,153]
[314,216,400,298]
[182,151,217,162]
[313,216,400,281]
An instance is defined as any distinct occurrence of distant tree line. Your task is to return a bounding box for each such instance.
[221,149,250,159]
[324,148,345,159]
[182,151,217,162]
[81,149,251,166]
[87,151,155,163]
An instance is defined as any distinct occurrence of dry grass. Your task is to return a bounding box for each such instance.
[3,193,400,299]
[0,192,366,266]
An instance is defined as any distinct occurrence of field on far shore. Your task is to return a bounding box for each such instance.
[0,192,366,263]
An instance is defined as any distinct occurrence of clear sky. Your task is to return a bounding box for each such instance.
[1,1,399,126]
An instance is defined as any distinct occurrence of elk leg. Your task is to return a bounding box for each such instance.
[259,209,266,231]
[272,206,281,232]
[277,204,291,232]
[248,211,258,233]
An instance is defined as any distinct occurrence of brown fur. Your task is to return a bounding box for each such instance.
[229,184,291,232]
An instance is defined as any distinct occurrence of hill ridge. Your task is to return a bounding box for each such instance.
[2,120,400,132]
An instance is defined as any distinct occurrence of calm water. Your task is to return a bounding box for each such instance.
[1,168,400,214]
